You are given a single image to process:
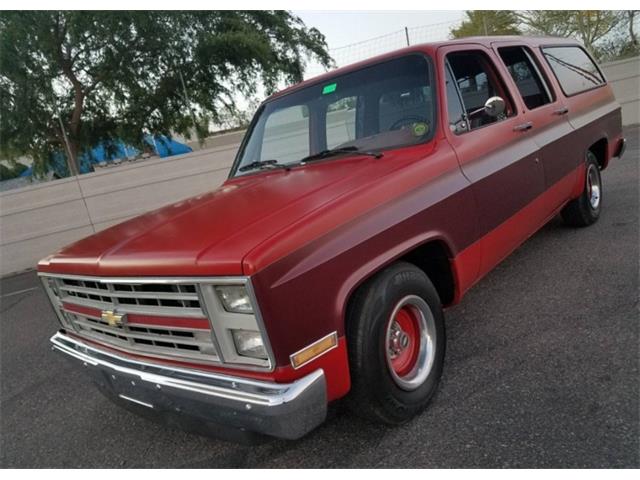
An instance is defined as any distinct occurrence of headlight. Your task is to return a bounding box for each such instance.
[215,285,253,313]
[231,329,267,359]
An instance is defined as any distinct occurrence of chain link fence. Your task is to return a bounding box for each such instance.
[305,19,461,78]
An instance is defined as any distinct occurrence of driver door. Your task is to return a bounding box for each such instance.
[439,44,545,277]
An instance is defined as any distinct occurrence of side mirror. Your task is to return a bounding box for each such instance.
[484,96,506,117]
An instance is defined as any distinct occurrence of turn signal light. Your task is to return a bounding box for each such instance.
[289,332,338,369]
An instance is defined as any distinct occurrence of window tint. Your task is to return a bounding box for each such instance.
[447,51,513,130]
[445,64,468,134]
[260,105,309,163]
[542,46,605,96]
[498,46,553,109]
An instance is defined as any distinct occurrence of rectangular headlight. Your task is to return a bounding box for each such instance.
[215,285,253,314]
[231,329,267,359]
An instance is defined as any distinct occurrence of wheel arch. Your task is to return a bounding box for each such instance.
[342,236,457,331]
[588,136,609,170]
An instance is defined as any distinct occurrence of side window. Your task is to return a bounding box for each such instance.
[498,46,553,109]
[326,96,357,149]
[261,105,309,163]
[542,46,605,96]
[447,51,514,131]
[445,63,468,134]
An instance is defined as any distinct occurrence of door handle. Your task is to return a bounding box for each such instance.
[513,122,533,132]
[554,106,569,115]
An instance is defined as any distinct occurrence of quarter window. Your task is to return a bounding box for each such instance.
[498,46,553,109]
[542,46,605,96]
[445,64,468,134]
[446,51,514,131]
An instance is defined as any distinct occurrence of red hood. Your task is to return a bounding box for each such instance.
[39,154,406,277]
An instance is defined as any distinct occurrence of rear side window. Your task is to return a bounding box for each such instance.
[542,46,605,96]
[498,46,553,109]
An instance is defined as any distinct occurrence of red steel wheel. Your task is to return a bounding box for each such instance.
[387,306,420,377]
[384,295,437,391]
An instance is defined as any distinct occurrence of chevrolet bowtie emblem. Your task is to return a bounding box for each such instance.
[101,309,125,327]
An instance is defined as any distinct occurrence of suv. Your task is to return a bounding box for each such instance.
[40,36,626,440]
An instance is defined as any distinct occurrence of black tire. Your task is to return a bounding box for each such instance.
[561,150,602,227]
[346,261,445,425]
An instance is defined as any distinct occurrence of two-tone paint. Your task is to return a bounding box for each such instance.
[39,36,624,403]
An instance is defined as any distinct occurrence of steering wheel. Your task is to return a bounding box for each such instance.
[389,115,429,131]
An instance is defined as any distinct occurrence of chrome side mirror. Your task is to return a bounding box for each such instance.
[484,96,505,117]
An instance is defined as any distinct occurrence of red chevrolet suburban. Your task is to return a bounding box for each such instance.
[39,37,626,440]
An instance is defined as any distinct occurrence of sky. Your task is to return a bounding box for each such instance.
[295,10,465,77]
[295,10,464,50]
[226,11,466,117]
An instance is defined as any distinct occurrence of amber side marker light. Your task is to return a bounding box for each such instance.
[290,332,338,369]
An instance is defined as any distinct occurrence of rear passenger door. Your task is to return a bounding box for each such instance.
[439,44,545,275]
[493,41,578,208]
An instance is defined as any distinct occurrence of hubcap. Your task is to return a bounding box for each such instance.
[385,295,436,391]
[587,164,601,209]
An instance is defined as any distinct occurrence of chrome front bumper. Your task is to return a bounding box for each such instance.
[50,331,327,440]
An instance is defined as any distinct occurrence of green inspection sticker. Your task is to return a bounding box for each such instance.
[412,122,429,137]
[322,82,337,95]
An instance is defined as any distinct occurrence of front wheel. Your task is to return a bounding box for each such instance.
[346,262,445,425]
[561,150,602,227]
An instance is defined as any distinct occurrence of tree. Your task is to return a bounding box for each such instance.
[627,10,639,47]
[594,10,640,61]
[451,11,521,38]
[0,11,332,177]
[0,161,27,181]
[518,11,624,57]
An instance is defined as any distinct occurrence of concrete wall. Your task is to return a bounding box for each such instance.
[0,143,238,276]
[603,56,640,126]
[1,57,638,277]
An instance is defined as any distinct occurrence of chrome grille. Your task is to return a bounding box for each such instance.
[54,277,204,318]
[62,309,217,361]
[42,275,219,363]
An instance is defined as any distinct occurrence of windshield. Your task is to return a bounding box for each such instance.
[232,54,436,176]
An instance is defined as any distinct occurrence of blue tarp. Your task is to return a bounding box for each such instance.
[19,135,192,177]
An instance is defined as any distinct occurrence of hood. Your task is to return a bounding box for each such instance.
[39,154,397,277]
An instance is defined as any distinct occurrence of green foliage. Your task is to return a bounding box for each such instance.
[451,11,521,38]
[517,10,633,59]
[450,10,639,61]
[0,161,28,180]
[0,11,333,177]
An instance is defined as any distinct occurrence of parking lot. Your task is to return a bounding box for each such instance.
[1,126,638,468]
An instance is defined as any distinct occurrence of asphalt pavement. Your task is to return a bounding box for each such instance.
[1,126,638,468]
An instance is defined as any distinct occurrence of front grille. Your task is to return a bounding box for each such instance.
[56,278,203,317]
[62,308,217,360]
[43,275,219,363]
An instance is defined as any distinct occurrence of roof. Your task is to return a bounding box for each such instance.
[267,35,580,102]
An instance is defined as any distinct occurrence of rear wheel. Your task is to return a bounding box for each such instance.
[561,150,602,227]
[346,262,445,424]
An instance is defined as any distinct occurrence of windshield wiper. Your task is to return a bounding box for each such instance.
[298,146,383,164]
[238,159,290,173]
